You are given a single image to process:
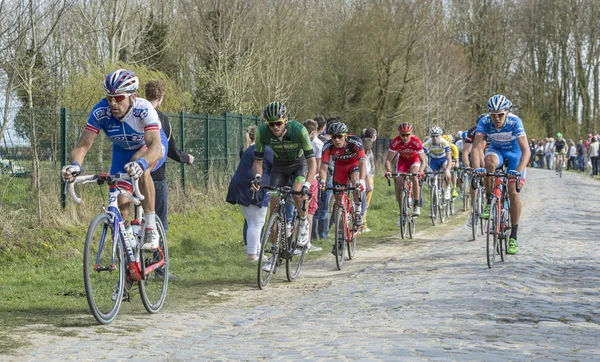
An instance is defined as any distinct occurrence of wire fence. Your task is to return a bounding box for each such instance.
[0,106,390,212]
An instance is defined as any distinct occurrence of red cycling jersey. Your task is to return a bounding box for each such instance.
[389,135,424,173]
[322,135,366,185]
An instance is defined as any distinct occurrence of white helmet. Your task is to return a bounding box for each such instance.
[455,131,463,140]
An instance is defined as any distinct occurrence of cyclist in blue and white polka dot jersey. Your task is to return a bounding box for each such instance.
[62,69,168,251]
[472,94,531,255]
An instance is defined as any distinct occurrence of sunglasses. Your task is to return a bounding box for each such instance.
[490,111,508,118]
[106,94,132,103]
[400,133,411,137]
[267,121,285,128]
[331,134,346,140]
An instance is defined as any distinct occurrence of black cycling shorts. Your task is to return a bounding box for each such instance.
[270,159,308,188]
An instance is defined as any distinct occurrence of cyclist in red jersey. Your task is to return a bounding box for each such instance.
[385,122,426,217]
[319,122,367,228]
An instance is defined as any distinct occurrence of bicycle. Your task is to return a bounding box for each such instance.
[257,185,308,289]
[387,172,420,239]
[456,167,471,212]
[556,153,565,178]
[68,173,168,324]
[425,171,449,225]
[469,173,486,241]
[324,185,361,270]
[483,171,521,269]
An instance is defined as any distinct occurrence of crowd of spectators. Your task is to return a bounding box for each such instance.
[529,132,600,176]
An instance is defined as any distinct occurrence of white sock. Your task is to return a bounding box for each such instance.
[145,212,156,230]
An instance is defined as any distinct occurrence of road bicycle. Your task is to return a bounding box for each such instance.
[456,167,471,211]
[324,185,361,270]
[483,171,520,269]
[470,173,486,241]
[424,171,450,225]
[68,173,168,324]
[387,172,420,239]
[555,154,565,178]
[257,185,308,289]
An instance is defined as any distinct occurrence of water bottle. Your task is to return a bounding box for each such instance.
[130,219,142,248]
[125,224,134,247]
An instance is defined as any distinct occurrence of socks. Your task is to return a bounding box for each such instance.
[510,224,518,240]
[145,212,156,230]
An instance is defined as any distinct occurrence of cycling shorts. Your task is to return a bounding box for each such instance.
[270,159,307,188]
[110,139,168,192]
[396,154,421,174]
[429,157,448,172]
[485,145,528,182]
[333,163,360,187]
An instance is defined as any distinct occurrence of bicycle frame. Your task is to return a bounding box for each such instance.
[329,185,360,243]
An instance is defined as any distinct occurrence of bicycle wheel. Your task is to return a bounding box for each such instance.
[449,193,456,215]
[83,213,125,325]
[286,211,306,282]
[139,218,168,314]
[439,188,447,224]
[500,198,511,262]
[407,194,416,239]
[257,213,280,289]
[334,206,346,270]
[559,161,563,178]
[462,175,470,211]
[471,189,480,241]
[399,191,407,239]
[486,197,499,269]
[347,203,357,260]
[430,186,438,226]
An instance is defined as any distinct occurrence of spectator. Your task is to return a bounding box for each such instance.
[576,139,585,171]
[144,80,194,234]
[361,138,374,233]
[545,137,555,170]
[303,119,323,252]
[567,140,576,170]
[589,137,599,176]
[535,140,545,169]
[226,126,274,261]
[314,116,332,239]
[529,138,536,167]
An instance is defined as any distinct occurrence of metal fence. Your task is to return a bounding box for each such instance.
[0,106,390,211]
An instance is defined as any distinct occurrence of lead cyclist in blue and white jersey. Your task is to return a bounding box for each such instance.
[62,69,168,250]
[472,94,531,255]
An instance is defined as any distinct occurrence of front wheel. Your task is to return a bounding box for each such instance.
[83,213,125,325]
[334,206,346,270]
[257,213,280,289]
[430,186,438,226]
[347,204,358,260]
[286,211,306,282]
[139,218,169,314]
[486,198,499,269]
[399,192,407,239]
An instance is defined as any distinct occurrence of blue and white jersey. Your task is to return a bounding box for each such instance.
[476,113,526,151]
[86,97,162,151]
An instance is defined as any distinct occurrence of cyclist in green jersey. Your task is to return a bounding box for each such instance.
[251,102,317,271]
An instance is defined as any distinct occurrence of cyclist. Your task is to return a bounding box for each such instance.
[472,94,531,255]
[462,115,487,227]
[385,122,426,219]
[318,122,366,254]
[443,134,460,198]
[250,102,317,271]
[422,126,453,200]
[553,133,567,173]
[62,69,169,250]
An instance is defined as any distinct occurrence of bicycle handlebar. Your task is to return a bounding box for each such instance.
[262,185,311,212]
[386,173,421,187]
[67,173,144,205]
[481,171,522,193]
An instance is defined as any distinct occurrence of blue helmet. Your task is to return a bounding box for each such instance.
[104,69,139,94]
[462,131,468,139]
[487,94,512,112]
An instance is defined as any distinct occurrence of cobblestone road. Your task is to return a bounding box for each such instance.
[8,168,600,361]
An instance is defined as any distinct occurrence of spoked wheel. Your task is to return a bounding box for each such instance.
[407,195,416,239]
[439,189,447,224]
[462,176,470,211]
[399,192,407,239]
[139,218,169,313]
[257,213,280,289]
[286,212,306,282]
[486,198,499,269]
[334,206,346,270]
[347,221,357,261]
[430,186,438,226]
[499,199,511,262]
[449,194,456,215]
[83,213,125,325]
[471,190,480,241]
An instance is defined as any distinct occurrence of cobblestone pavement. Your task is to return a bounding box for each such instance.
[7,168,600,361]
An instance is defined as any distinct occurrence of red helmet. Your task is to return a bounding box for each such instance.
[398,122,413,133]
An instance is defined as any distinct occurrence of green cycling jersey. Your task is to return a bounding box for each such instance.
[254,120,315,161]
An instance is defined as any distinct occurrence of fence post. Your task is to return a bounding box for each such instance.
[60,108,68,209]
[204,114,209,188]
[224,111,229,171]
[179,112,185,192]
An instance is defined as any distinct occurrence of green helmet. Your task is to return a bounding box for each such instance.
[556,132,563,138]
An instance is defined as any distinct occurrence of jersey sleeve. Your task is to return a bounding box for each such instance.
[348,136,366,160]
[321,141,333,164]
[475,116,488,135]
[421,139,430,153]
[136,99,160,132]
[254,126,266,161]
[414,137,424,153]
[85,99,109,134]
[442,139,451,153]
[512,116,526,138]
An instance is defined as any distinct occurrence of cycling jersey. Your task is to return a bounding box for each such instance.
[423,138,451,159]
[322,135,365,186]
[255,120,315,161]
[389,135,424,173]
[449,144,459,160]
[554,139,567,154]
[464,125,488,145]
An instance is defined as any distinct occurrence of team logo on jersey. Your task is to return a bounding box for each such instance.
[107,124,121,133]
[133,108,149,118]
[93,108,110,120]
[109,135,127,142]
[131,134,144,143]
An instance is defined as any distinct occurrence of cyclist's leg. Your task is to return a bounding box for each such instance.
[348,166,363,225]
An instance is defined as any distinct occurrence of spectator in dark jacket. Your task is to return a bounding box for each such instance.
[576,139,585,171]
[145,80,194,234]
[226,126,274,261]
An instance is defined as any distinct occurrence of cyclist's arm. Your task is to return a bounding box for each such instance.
[305,156,317,185]
[142,129,163,166]
[70,129,98,165]
[417,151,427,172]
[385,150,396,172]
[319,162,328,182]
[471,133,485,169]
[516,135,531,173]
[445,150,452,171]
[462,142,472,167]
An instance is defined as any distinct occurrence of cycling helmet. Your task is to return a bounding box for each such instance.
[556,132,563,138]
[430,126,443,137]
[398,122,413,133]
[104,69,139,94]
[462,131,468,139]
[455,131,463,140]
[328,122,348,135]
[263,101,287,122]
[487,94,513,112]
[442,135,453,143]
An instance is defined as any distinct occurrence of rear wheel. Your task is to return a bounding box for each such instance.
[286,211,306,282]
[499,198,511,262]
[399,191,407,239]
[462,174,470,211]
[439,187,447,224]
[486,198,499,269]
[430,185,438,226]
[471,189,480,241]
[347,203,357,260]
[83,214,124,325]
[334,206,346,270]
[257,213,280,289]
[139,218,168,314]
